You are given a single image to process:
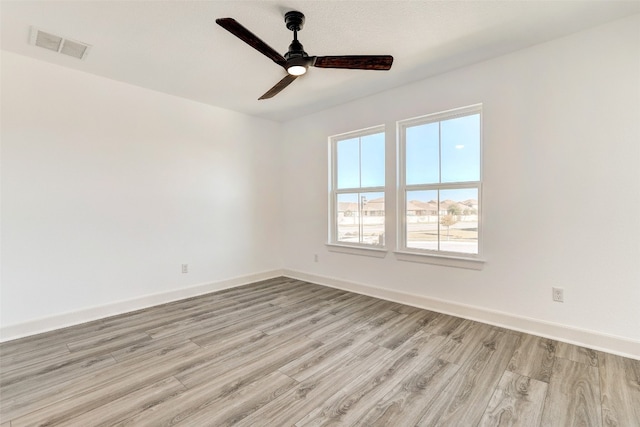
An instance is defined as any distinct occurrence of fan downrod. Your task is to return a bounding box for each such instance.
[285,11,305,32]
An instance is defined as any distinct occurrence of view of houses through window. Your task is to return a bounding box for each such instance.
[405,189,479,254]
[337,192,385,246]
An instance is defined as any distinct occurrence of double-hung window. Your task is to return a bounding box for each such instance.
[329,126,385,247]
[398,105,482,257]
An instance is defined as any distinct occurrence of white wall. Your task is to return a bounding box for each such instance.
[1,52,283,335]
[281,15,640,353]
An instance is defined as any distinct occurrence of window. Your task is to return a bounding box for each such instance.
[398,105,482,257]
[329,126,385,247]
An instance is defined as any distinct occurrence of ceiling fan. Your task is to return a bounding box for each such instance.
[216,11,393,100]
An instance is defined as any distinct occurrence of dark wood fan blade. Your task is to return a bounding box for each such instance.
[259,74,298,100]
[313,55,393,70]
[216,18,286,68]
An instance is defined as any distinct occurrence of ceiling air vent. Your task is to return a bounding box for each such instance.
[29,27,91,60]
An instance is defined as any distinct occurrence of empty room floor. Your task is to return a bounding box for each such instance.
[1,277,638,426]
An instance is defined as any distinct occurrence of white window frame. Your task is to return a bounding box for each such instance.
[328,124,386,253]
[397,104,484,266]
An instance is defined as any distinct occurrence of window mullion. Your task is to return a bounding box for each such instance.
[438,121,442,185]
[437,189,441,252]
[336,186,385,194]
[405,182,479,192]
[358,137,362,243]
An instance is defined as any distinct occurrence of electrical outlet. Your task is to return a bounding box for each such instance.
[181,264,188,274]
[552,287,564,303]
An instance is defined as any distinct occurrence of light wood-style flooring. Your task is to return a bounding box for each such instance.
[1,277,639,426]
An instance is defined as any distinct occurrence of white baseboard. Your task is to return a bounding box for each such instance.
[0,269,284,343]
[283,269,640,360]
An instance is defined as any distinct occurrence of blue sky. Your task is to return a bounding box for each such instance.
[336,114,480,202]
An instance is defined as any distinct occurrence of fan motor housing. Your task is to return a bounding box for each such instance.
[285,11,305,31]
[285,40,307,59]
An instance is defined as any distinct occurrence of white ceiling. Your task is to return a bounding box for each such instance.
[2,1,639,122]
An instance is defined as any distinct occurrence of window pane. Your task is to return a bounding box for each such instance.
[406,123,439,185]
[337,193,359,243]
[361,192,384,246]
[337,138,359,189]
[439,188,479,254]
[360,133,385,188]
[441,114,480,183]
[406,190,438,251]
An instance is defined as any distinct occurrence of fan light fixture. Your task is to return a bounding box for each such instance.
[287,64,307,76]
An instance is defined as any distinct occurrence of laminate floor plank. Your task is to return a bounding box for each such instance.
[66,331,152,353]
[1,336,150,388]
[599,351,640,426]
[507,334,556,383]
[322,289,363,306]
[237,343,392,427]
[266,311,349,346]
[174,335,322,390]
[422,312,467,337]
[1,351,118,401]
[435,320,506,366]
[324,310,408,349]
[325,293,383,316]
[12,376,185,427]
[0,345,76,381]
[279,333,376,382]
[1,341,200,421]
[273,286,346,308]
[415,330,520,426]
[540,357,602,427]
[478,371,548,427]
[387,301,427,315]
[244,344,392,426]
[0,343,70,373]
[306,300,397,343]
[109,336,197,362]
[1,277,638,426]
[295,332,446,427]
[173,370,297,427]
[0,319,103,357]
[323,296,390,322]
[257,303,332,335]
[354,350,459,426]
[223,283,310,306]
[188,324,267,349]
[556,341,600,367]
[263,310,340,339]
[119,339,320,426]
[370,310,439,350]
[182,302,284,338]
[144,300,279,339]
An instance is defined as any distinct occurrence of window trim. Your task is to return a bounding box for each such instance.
[328,124,386,250]
[397,104,484,262]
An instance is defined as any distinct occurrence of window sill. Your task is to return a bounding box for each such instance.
[393,250,485,270]
[326,243,388,258]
